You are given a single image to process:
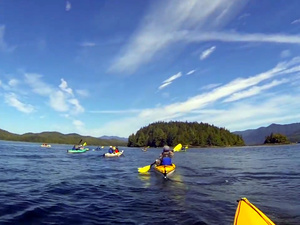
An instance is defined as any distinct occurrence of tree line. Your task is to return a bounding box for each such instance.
[127,121,245,147]
[264,133,290,144]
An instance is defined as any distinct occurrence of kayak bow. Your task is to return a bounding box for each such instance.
[234,198,275,225]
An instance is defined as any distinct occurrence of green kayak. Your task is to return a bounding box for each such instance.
[67,148,88,153]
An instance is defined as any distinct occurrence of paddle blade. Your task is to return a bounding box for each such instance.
[173,143,182,152]
[83,142,87,146]
[138,165,151,173]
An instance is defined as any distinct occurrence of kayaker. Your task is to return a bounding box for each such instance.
[115,147,119,153]
[108,146,114,153]
[72,144,82,150]
[155,145,174,166]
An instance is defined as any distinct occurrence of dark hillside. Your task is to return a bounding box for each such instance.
[234,123,300,145]
[0,129,126,146]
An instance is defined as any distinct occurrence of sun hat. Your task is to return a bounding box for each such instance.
[163,145,170,152]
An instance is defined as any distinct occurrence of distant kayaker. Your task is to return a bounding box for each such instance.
[115,147,119,153]
[72,144,82,150]
[108,146,114,153]
[155,145,174,166]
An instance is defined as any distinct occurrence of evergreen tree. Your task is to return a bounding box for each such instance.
[127,121,245,147]
[264,133,290,144]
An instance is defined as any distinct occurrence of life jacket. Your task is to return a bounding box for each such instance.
[108,148,113,153]
[161,157,172,165]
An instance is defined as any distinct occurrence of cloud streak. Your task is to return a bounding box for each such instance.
[80,42,96,47]
[186,70,195,75]
[200,46,216,60]
[223,78,289,102]
[158,72,182,90]
[291,19,300,24]
[109,0,246,73]
[109,0,300,74]
[0,25,16,52]
[186,31,300,45]
[4,93,34,113]
[89,109,142,114]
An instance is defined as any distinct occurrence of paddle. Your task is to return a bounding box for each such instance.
[138,161,156,173]
[138,143,182,173]
[72,139,82,150]
[173,143,182,152]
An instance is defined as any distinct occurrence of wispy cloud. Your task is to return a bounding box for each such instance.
[59,78,73,96]
[238,13,250,20]
[186,70,196,75]
[8,79,19,87]
[73,120,84,130]
[158,72,182,90]
[223,78,289,102]
[0,25,16,52]
[65,1,72,12]
[89,109,142,114]
[158,82,171,90]
[94,57,300,136]
[25,73,53,96]
[68,98,84,114]
[291,19,300,24]
[181,94,300,132]
[186,31,300,44]
[200,46,216,60]
[109,0,300,74]
[201,83,222,90]
[76,89,89,97]
[109,0,246,73]
[25,73,84,114]
[280,49,291,58]
[162,72,182,83]
[80,42,96,47]
[4,93,34,113]
[49,90,69,112]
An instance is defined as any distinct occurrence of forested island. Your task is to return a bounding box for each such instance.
[264,133,291,144]
[128,121,245,147]
[0,129,126,146]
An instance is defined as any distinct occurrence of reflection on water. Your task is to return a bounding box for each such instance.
[138,172,151,188]
[0,142,299,224]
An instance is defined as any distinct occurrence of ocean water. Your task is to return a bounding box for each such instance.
[0,140,299,225]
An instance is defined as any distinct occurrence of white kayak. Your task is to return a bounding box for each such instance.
[103,150,124,157]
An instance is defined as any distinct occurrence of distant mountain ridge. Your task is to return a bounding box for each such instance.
[234,123,300,145]
[0,129,127,146]
[100,136,128,142]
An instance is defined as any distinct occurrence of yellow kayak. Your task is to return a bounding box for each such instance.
[234,198,275,225]
[103,150,124,157]
[154,164,176,178]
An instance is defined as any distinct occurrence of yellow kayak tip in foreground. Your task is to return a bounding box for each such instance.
[234,198,275,225]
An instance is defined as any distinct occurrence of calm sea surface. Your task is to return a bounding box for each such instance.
[0,141,299,225]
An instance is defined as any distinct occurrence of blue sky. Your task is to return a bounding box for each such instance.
[1,0,300,138]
